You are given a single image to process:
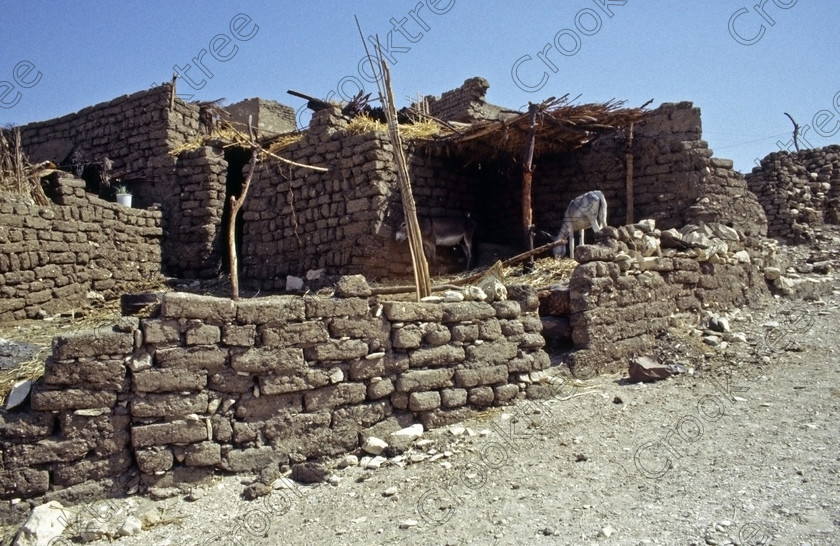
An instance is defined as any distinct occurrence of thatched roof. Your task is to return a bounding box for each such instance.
[410,95,649,160]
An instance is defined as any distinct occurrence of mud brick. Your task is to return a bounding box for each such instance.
[506,285,540,312]
[450,324,479,343]
[494,384,519,403]
[335,274,371,297]
[222,324,256,347]
[367,378,394,399]
[418,408,473,430]
[208,369,253,393]
[235,392,303,421]
[236,295,305,324]
[478,318,503,340]
[31,387,117,411]
[52,449,132,486]
[231,347,304,373]
[154,346,228,373]
[468,386,495,406]
[6,439,91,466]
[52,329,134,359]
[258,369,330,395]
[392,325,422,349]
[304,296,368,319]
[349,357,385,380]
[454,365,508,388]
[161,292,236,322]
[395,369,454,392]
[499,320,525,337]
[131,392,209,418]
[381,301,443,322]
[329,317,386,341]
[131,419,208,448]
[133,368,207,393]
[0,412,54,441]
[465,340,519,366]
[409,391,441,411]
[136,447,174,474]
[304,339,368,361]
[185,324,221,345]
[441,302,496,322]
[0,468,50,498]
[44,357,127,390]
[222,446,285,473]
[409,345,465,368]
[261,321,329,346]
[492,300,521,319]
[184,442,221,466]
[520,333,545,349]
[441,388,467,408]
[304,383,367,411]
[265,412,348,458]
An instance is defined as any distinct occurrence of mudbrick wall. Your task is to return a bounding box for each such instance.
[417,77,505,122]
[0,173,163,322]
[745,145,840,242]
[539,219,773,375]
[11,84,220,277]
[0,276,549,501]
[532,102,768,240]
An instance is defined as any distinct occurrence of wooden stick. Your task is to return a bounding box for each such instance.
[228,115,259,301]
[522,103,538,269]
[625,122,635,224]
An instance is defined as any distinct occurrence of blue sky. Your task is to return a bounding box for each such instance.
[1,1,837,173]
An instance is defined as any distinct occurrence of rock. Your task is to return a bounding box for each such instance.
[305,268,325,281]
[337,454,359,469]
[399,519,419,529]
[703,335,721,347]
[285,275,305,291]
[708,316,730,333]
[477,279,507,302]
[599,525,615,538]
[391,424,423,440]
[628,356,672,382]
[362,436,388,455]
[724,332,748,343]
[382,486,398,497]
[763,267,781,280]
[118,516,142,537]
[291,462,329,484]
[443,290,464,302]
[5,379,32,410]
[14,501,70,546]
[732,250,751,263]
[243,482,271,500]
[365,455,387,469]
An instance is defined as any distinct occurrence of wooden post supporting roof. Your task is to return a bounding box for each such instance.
[521,103,539,269]
[625,122,635,225]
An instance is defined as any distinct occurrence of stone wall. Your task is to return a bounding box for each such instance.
[0,277,548,501]
[745,145,840,242]
[0,174,163,321]
[11,84,216,277]
[540,220,772,375]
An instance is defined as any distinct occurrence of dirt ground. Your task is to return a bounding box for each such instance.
[3,244,840,546]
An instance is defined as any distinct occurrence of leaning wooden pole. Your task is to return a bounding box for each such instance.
[625,122,635,225]
[521,103,539,269]
[228,115,259,301]
[379,59,431,299]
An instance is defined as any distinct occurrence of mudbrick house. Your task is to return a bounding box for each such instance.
[1,77,838,508]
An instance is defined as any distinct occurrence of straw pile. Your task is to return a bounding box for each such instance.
[0,128,51,205]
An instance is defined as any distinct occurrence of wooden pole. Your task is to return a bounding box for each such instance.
[522,103,539,270]
[625,122,635,225]
[228,115,259,301]
[380,59,431,299]
[783,112,800,152]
